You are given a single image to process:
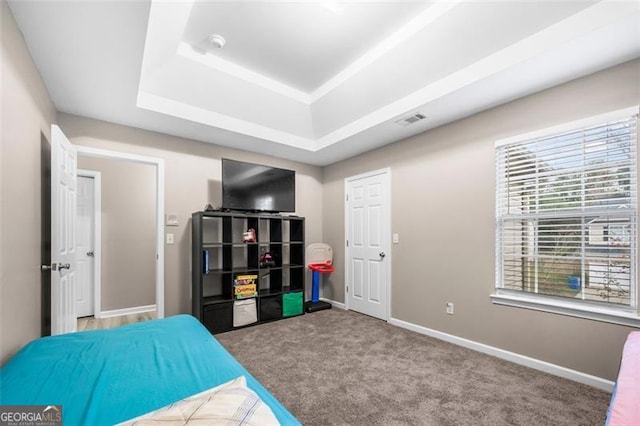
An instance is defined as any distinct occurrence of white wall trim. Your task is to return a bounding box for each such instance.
[75,145,165,319]
[76,145,163,166]
[155,158,165,319]
[388,317,615,392]
[77,170,102,319]
[100,304,157,319]
[319,297,345,310]
[491,293,640,328]
[495,105,639,148]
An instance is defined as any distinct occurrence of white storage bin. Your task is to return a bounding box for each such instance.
[233,298,257,327]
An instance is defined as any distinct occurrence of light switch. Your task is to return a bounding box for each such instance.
[393,233,399,244]
[166,233,174,245]
[165,214,179,226]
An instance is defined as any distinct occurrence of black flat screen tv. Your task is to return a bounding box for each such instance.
[222,159,295,213]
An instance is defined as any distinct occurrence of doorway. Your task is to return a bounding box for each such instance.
[46,127,165,334]
[344,168,391,321]
[75,146,165,320]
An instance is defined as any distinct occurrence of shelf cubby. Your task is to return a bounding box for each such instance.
[192,211,305,333]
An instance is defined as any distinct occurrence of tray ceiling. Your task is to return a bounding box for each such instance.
[8,0,640,165]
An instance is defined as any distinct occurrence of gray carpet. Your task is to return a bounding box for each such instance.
[217,309,610,425]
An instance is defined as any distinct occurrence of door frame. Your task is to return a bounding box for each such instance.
[77,169,101,318]
[41,133,52,336]
[344,167,392,321]
[75,146,165,319]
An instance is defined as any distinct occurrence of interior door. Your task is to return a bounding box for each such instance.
[346,169,390,320]
[51,124,78,334]
[76,175,94,317]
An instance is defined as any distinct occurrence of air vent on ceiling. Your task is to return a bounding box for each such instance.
[395,113,427,127]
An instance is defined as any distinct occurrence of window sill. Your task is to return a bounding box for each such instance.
[490,293,640,328]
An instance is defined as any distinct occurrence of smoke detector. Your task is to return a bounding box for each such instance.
[395,113,427,127]
[208,34,226,49]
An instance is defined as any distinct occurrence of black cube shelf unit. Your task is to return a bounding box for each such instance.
[192,210,305,334]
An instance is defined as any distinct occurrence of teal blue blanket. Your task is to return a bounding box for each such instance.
[0,315,299,425]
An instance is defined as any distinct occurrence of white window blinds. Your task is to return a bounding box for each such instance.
[496,112,637,309]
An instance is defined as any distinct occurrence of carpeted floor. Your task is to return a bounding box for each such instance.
[217,309,610,425]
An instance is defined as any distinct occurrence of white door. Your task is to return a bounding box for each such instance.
[51,125,78,334]
[76,175,95,317]
[345,169,391,320]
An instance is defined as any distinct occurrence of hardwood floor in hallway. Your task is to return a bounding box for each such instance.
[77,311,156,331]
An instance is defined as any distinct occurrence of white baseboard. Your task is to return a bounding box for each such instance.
[388,317,614,392]
[320,297,345,310]
[99,304,157,319]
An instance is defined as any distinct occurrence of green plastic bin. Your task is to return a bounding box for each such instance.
[282,291,303,317]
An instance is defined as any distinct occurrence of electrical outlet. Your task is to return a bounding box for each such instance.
[446,302,454,315]
[166,233,174,245]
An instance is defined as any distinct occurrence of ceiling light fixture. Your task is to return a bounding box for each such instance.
[208,34,226,49]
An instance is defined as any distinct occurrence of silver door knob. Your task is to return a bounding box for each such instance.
[379,252,386,258]
[42,263,71,271]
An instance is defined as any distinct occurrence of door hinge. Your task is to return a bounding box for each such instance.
[346,240,349,247]
[346,194,349,201]
[346,285,349,293]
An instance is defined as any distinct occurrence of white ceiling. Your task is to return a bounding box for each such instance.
[183,2,429,93]
[8,1,640,166]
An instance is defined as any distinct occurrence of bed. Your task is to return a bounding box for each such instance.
[0,315,300,425]
[605,331,640,426]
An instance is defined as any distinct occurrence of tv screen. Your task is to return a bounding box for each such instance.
[222,159,295,212]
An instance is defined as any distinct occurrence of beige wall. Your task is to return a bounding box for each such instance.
[58,113,324,317]
[77,157,156,312]
[0,0,57,364]
[323,59,640,381]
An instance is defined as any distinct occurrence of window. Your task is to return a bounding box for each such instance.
[493,108,639,326]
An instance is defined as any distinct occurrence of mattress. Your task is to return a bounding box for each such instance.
[0,315,300,425]
[605,331,640,426]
